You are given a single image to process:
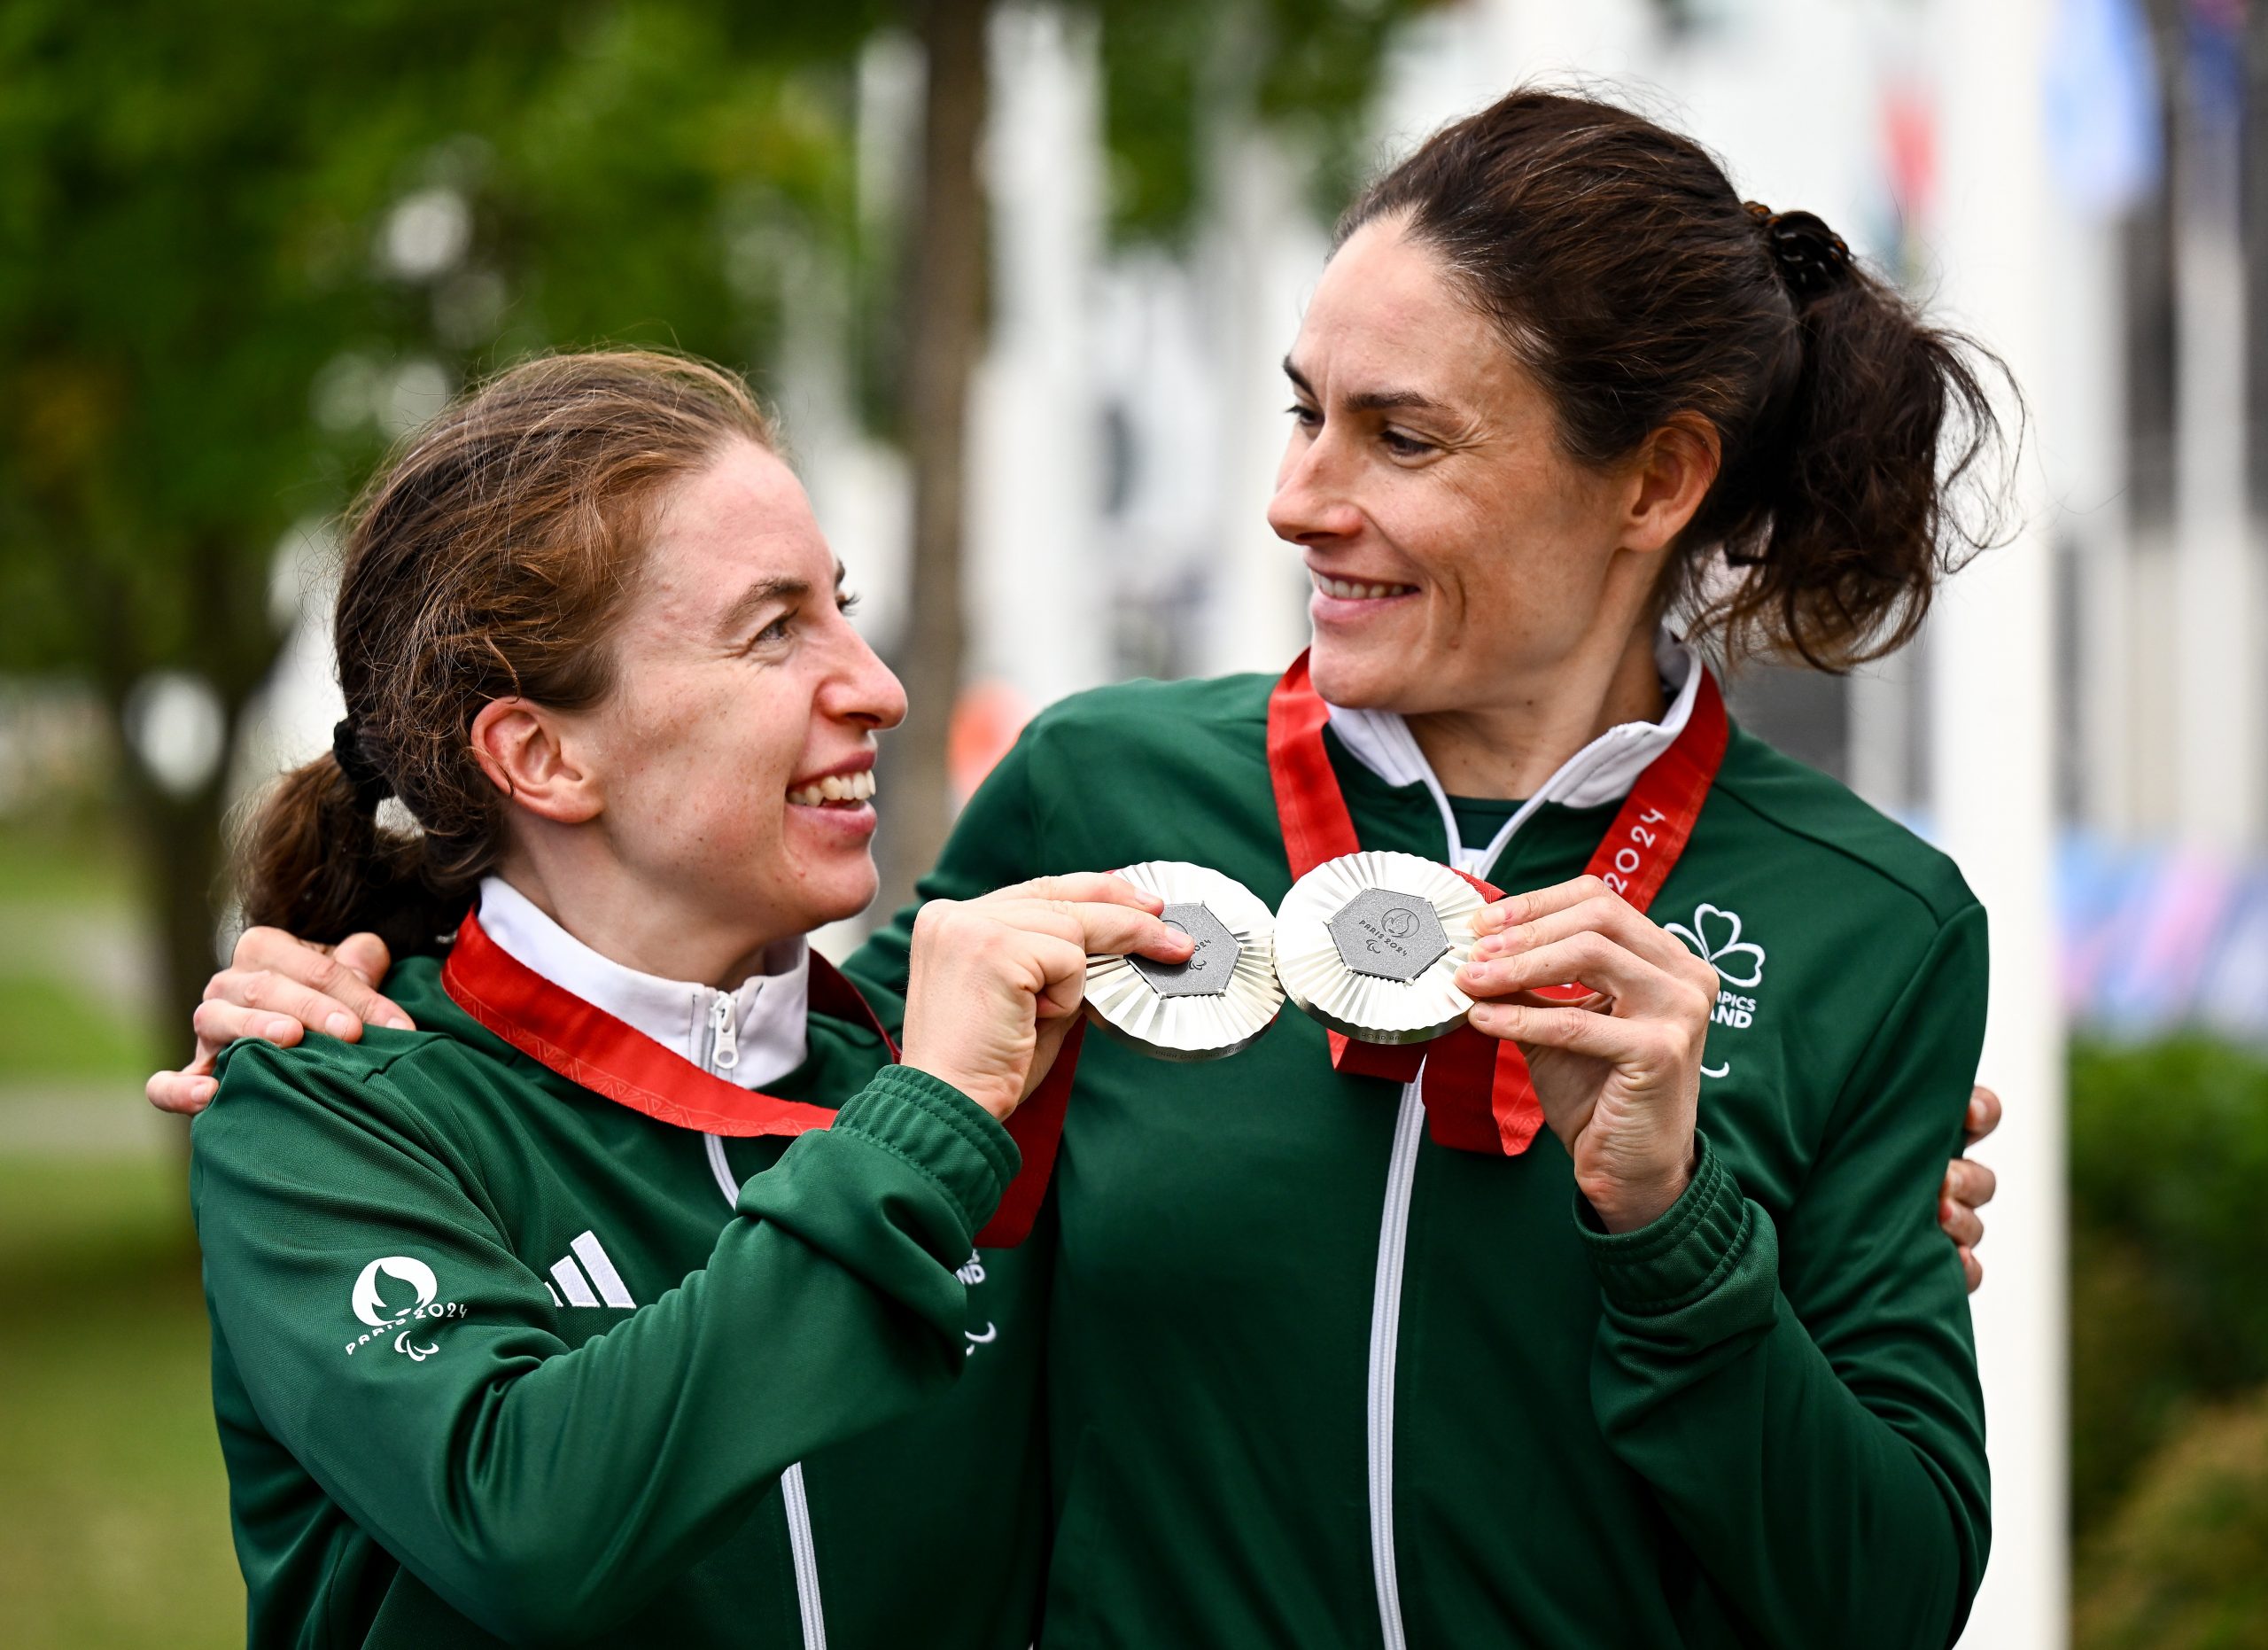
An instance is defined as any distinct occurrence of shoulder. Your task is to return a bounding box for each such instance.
[1707,724,1977,931]
[1004,675,1276,807]
[199,962,509,1159]
[203,1029,462,1153]
[1019,673,1273,759]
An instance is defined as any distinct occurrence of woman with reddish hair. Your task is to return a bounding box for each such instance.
[183,349,1184,1647]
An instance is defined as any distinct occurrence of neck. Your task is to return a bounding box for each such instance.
[1402,623,1666,799]
[493,846,787,992]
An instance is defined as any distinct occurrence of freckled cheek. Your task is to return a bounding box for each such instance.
[1402,502,1501,645]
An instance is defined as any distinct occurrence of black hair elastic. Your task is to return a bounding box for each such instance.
[330,718,393,813]
[1744,201,1853,301]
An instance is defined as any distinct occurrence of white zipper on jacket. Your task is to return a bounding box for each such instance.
[1366,1079,1427,1650]
[703,1126,825,1646]
[708,992,741,1070]
[1362,745,1607,1649]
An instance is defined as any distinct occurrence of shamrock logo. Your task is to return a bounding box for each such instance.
[1664,903,1765,990]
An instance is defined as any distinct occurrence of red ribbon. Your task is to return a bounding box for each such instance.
[442,910,1069,1246]
[1265,650,1728,1156]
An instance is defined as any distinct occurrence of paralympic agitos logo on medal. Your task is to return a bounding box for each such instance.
[345,1255,469,1362]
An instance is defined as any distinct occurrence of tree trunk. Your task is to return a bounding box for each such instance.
[124,766,230,1060]
[882,0,990,919]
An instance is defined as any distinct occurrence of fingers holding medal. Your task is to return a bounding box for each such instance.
[1082,861,1285,1061]
[1455,874,1720,1232]
[1460,875,1721,1022]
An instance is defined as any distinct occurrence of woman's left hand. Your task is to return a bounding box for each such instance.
[1454,875,1720,1234]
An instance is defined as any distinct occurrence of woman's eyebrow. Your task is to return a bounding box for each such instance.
[1282,357,1448,415]
[715,575,809,640]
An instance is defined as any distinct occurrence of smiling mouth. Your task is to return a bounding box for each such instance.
[1313,572,1418,600]
[788,770,877,808]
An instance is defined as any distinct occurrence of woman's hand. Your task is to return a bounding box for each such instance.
[146,930,410,1117]
[898,873,1192,1122]
[1453,875,1720,1234]
[1946,1086,2000,1292]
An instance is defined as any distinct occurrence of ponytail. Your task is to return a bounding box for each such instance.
[237,752,470,959]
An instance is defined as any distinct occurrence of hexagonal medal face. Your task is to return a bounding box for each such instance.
[1327,886,1449,983]
[1130,902,1242,999]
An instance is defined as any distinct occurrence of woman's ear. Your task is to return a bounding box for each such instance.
[470,698,602,825]
[1621,415,1721,556]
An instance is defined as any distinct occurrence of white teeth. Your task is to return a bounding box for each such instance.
[1315,573,1412,601]
[788,770,876,807]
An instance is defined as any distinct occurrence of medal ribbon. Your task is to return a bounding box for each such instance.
[1265,650,1728,1156]
[443,909,1069,1245]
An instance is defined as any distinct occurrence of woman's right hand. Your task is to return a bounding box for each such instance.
[898,874,1192,1122]
[146,929,411,1117]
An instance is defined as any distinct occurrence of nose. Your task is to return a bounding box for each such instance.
[1266,429,1366,547]
[822,622,908,733]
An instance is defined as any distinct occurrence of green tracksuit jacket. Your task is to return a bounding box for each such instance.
[192,961,1047,1648]
[851,673,1991,1649]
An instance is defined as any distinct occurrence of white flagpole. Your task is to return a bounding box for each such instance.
[1930,0,2070,1644]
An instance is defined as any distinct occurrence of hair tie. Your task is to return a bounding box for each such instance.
[1744,201,1852,301]
[330,718,392,813]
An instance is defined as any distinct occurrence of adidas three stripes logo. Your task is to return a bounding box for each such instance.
[544,1230,638,1310]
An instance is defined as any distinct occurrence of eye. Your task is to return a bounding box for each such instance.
[836,588,862,616]
[751,611,795,647]
[1380,428,1437,459]
[1285,402,1322,431]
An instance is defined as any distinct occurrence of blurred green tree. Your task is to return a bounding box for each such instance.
[2073,1386,2268,1650]
[0,0,876,1031]
[2069,1036,2268,1540]
[0,0,1430,1044]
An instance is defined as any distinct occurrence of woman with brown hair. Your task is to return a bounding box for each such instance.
[183,349,1186,1647]
[172,91,2007,1646]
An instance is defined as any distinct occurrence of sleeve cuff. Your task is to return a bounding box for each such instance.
[1576,1132,1759,1316]
[823,1065,1022,1237]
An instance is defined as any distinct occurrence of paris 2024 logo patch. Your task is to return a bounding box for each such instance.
[345,1255,469,1362]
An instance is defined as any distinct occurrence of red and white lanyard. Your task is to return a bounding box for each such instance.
[1265,650,1729,1156]
[443,909,1072,1246]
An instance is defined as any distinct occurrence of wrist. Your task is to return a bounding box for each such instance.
[1581,1148,1697,1235]
[899,1057,1017,1124]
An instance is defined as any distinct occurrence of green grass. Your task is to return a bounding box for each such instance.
[0,972,158,1084]
[0,813,137,913]
[0,1155,240,1649]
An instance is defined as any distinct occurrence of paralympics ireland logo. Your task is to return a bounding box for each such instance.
[346,1255,468,1362]
[1664,904,1765,1078]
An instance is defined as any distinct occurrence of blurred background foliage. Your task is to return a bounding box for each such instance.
[2067,1037,2268,1649]
[0,0,1425,1040]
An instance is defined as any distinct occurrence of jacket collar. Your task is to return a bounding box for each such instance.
[1323,629,1705,877]
[474,876,811,1088]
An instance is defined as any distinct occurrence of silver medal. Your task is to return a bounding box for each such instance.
[1273,850,1483,1044]
[1083,860,1284,1061]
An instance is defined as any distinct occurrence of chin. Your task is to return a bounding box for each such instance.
[1309,642,1410,711]
[810,866,882,929]
[748,853,879,944]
